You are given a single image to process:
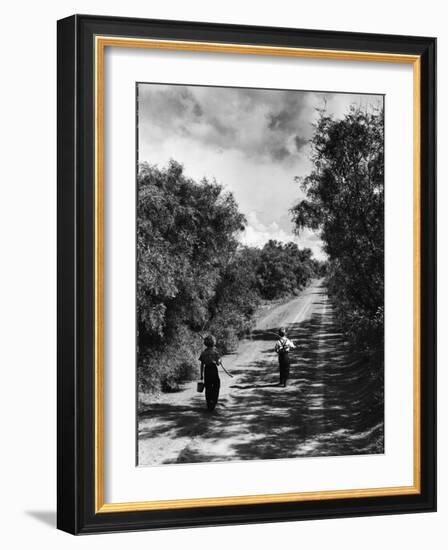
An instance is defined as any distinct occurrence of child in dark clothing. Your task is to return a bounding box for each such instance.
[274,327,296,387]
[199,335,222,411]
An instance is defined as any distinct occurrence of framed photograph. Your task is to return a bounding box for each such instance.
[57,14,436,534]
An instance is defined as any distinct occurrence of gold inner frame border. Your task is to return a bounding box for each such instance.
[94,35,421,514]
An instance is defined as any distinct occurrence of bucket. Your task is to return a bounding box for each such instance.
[197,381,205,393]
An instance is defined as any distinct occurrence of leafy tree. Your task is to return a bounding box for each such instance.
[256,240,316,300]
[207,247,261,353]
[291,106,384,348]
[137,160,245,390]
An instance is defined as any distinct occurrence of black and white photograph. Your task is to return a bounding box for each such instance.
[136,83,385,466]
[0,0,442,541]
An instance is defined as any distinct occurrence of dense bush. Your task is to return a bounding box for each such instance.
[207,247,261,354]
[256,240,317,300]
[137,160,246,392]
[291,106,384,352]
[138,326,202,393]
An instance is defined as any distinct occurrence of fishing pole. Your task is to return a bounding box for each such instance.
[218,361,234,378]
[249,330,281,339]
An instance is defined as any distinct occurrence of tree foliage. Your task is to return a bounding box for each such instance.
[137,161,321,393]
[256,240,317,300]
[291,106,384,348]
[207,247,261,354]
[137,160,245,340]
[137,160,246,391]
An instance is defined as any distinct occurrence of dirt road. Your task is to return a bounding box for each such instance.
[138,279,383,465]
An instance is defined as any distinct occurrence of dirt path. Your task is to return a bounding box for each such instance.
[138,280,383,465]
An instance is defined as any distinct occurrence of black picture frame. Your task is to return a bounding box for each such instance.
[57,14,436,535]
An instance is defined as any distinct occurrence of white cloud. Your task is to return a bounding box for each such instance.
[240,212,293,248]
[240,212,326,261]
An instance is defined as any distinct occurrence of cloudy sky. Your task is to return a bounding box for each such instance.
[137,83,382,260]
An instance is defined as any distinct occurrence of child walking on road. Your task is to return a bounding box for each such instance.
[274,327,296,387]
[199,335,222,411]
